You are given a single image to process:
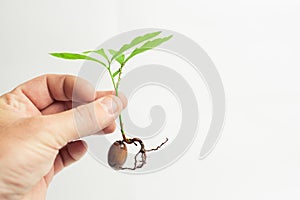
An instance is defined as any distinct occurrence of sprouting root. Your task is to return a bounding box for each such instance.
[121,137,169,170]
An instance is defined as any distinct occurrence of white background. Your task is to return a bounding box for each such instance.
[1,0,300,199]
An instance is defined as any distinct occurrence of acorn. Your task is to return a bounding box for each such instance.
[107,141,128,170]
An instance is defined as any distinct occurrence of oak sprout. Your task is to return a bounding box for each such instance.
[50,31,172,170]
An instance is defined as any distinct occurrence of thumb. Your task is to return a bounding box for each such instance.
[45,95,127,147]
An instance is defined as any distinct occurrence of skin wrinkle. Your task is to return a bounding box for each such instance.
[0,151,31,199]
[60,144,78,167]
[18,78,48,111]
[62,76,69,100]
[0,95,32,129]
[34,116,65,151]
[46,76,55,107]
[53,155,64,175]
[6,89,40,117]
[44,168,54,186]
[48,76,64,102]
[58,148,68,167]
[74,103,101,137]
[2,93,25,114]
[66,144,78,163]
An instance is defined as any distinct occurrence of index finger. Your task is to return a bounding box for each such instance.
[15,74,96,110]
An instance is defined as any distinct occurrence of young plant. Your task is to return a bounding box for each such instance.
[50,31,172,170]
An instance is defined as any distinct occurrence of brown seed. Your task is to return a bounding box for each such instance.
[107,141,127,170]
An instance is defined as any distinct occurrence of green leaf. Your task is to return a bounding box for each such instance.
[112,69,120,78]
[111,31,161,61]
[124,35,173,63]
[83,48,109,62]
[108,49,117,56]
[49,52,106,67]
[108,49,125,65]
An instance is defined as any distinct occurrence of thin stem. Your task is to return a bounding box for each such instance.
[107,62,126,141]
[108,65,117,91]
[116,63,125,90]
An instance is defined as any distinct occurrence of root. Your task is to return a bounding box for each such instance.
[121,137,168,170]
[145,138,169,152]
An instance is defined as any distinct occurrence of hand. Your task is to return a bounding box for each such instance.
[0,74,127,200]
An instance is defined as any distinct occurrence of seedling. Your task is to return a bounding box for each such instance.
[50,31,172,170]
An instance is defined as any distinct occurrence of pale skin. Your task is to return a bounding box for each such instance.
[0,74,127,200]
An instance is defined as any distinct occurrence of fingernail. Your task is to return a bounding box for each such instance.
[99,96,119,114]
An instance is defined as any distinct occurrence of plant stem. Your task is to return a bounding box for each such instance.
[116,63,124,91]
[108,63,126,141]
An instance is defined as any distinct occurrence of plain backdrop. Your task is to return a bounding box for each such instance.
[1,0,300,199]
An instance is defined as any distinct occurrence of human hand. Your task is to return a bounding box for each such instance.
[0,74,127,200]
